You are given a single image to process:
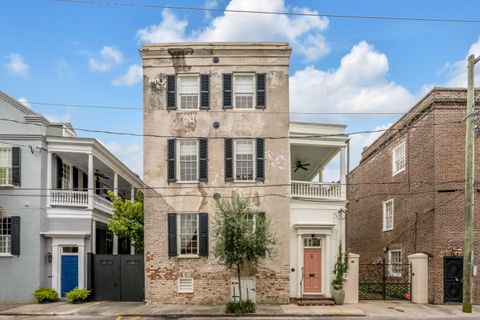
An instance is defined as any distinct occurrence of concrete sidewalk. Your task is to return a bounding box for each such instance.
[0,300,479,318]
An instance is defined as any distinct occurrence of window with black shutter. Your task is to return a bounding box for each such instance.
[256,138,265,181]
[198,213,208,256]
[12,147,21,186]
[11,216,20,256]
[256,73,266,109]
[200,74,210,110]
[167,139,176,183]
[167,75,176,110]
[223,74,233,109]
[224,139,233,181]
[199,139,208,182]
[168,213,177,257]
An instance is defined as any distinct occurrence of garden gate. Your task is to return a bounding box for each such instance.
[358,261,411,300]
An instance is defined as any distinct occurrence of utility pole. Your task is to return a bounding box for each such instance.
[463,54,480,313]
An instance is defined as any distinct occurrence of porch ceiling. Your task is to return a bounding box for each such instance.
[291,145,339,181]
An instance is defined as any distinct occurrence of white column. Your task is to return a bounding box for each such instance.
[91,221,96,254]
[46,152,52,207]
[88,153,94,209]
[112,173,119,255]
[325,234,331,297]
[297,234,302,298]
[344,253,360,304]
[340,147,347,199]
[78,244,85,289]
[130,185,135,201]
[130,242,135,255]
[51,244,59,291]
[408,253,429,303]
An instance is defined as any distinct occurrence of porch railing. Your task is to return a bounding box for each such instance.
[50,190,88,207]
[94,194,113,214]
[291,180,342,199]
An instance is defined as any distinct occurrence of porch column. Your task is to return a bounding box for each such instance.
[297,234,302,298]
[46,151,52,207]
[325,234,331,297]
[78,244,85,289]
[88,153,94,209]
[340,147,346,199]
[113,173,119,255]
[51,244,60,291]
[130,185,135,201]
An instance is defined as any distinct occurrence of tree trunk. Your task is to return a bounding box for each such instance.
[237,264,242,302]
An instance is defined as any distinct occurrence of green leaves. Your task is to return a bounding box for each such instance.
[332,242,349,289]
[107,190,144,252]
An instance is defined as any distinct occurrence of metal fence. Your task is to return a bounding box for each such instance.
[359,262,411,300]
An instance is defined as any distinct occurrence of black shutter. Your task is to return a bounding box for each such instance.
[168,213,177,257]
[199,139,208,182]
[72,167,79,190]
[83,173,88,192]
[223,74,233,109]
[167,139,176,183]
[167,75,176,110]
[256,138,265,181]
[12,147,21,186]
[224,139,233,181]
[200,74,210,110]
[11,216,20,256]
[256,73,266,109]
[199,213,208,256]
[56,156,63,189]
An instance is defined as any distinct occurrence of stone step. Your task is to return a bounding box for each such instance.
[297,296,335,306]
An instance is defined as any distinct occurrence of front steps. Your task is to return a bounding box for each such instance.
[296,295,335,306]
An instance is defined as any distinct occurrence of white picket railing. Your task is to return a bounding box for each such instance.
[50,190,88,207]
[291,180,342,199]
[94,194,113,214]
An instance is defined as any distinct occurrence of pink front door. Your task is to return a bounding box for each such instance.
[303,248,322,293]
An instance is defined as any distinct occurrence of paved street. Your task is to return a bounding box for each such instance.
[2,317,480,320]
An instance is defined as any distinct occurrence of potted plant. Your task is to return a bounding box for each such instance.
[33,287,58,303]
[331,242,349,305]
[65,287,91,304]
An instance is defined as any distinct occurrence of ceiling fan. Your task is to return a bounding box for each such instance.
[293,161,310,172]
[94,169,110,180]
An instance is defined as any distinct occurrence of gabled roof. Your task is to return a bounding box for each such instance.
[0,90,51,126]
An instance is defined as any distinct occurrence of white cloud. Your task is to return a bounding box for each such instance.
[44,106,74,123]
[112,64,143,86]
[5,53,30,78]
[88,45,124,72]
[290,41,414,118]
[17,97,31,108]
[55,58,72,77]
[136,0,330,61]
[350,123,392,168]
[204,0,220,20]
[103,142,143,176]
[444,37,480,87]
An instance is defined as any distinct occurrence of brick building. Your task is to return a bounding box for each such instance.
[347,88,480,304]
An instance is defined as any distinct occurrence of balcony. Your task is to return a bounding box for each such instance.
[291,181,341,199]
[50,190,113,214]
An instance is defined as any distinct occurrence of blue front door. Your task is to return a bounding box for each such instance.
[61,255,78,296]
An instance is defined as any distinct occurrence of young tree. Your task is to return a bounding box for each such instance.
[107,190,144,252]
[213,194,277,302]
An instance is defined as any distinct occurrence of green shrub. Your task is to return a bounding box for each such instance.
[33,287,58,303]
[65,287,91,303]
[225,300,256,314]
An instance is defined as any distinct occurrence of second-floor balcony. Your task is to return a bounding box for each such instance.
[291,181,341,199]
[50,190,113,214]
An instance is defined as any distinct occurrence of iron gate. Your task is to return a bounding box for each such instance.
[359,262,411,300]
[444,256,463,303]
[88,254,144,301]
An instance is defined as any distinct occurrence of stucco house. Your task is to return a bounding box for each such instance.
[0,91,143,301]
[141,42,349,304]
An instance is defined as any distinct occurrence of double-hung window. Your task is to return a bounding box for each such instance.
[61,163,71,190]
[178,213,198,256]
[0,148,12,186]
[178,140,198,182]
[392,142,406,175]
[178,75,199,110]
[388,250,402,277]
[234,139,255,181]
[383,199,394,231]
[0,217,11,255]
[233,74,255,109]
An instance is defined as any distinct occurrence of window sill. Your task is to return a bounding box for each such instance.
[177,255,200,259]
[383,228,393,232]
[392,168,405,176]
[233,180,257,183]
[0,184,15,188]
[175,181,200,184]
[0,254,13,257]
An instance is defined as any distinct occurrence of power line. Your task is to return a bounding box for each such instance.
[55,0,480,24]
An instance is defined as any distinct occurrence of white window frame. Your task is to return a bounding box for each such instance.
[178,277,194,293]
[233,73,256,110]
[176,139,199,183]
[177,74,200,111]
[233,139,256,182]
[0,147,13,186]
[383,199,394,231]
[177,213,199,258]
[392,142,406,176]
[0,217,12,256]
[388,249,402,277]
[61,161,71,190]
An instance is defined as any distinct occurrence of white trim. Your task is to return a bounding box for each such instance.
[177,213,199,257]
[382,199,394,231]
[177,74,200,111]
[388,249,402,277]
[176,139,199,183]
[233,73,256,110]
[178,277,194,293]
[233,138,256,182]
[392,142,406,176]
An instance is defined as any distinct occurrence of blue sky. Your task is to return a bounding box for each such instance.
[1,0,480,178]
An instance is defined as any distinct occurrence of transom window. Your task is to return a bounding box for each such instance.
[234,74,255,109]
[178,75,199,110]
[62,163,70,190]
[392,142,406,175]
[178,140,198,182]
[388,250,402,277]
[0,217,11,255]
[383,199,394,231]
[304,236,321,247]
[178,213,198,256]
[0,148,12,186]
[234,139,255,181]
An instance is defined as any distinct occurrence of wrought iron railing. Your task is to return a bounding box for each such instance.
[358,262,411,300]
